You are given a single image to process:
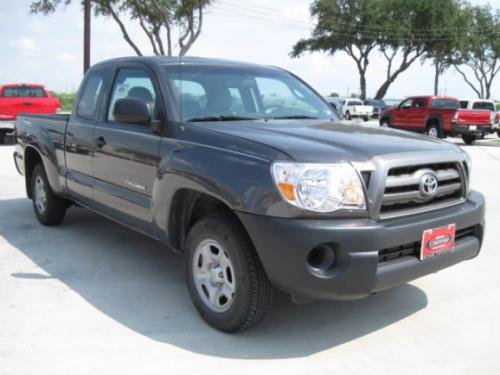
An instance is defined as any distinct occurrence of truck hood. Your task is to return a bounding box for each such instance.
[196,119,460,162]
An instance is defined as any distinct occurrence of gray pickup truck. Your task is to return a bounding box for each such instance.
[14,57,485,332]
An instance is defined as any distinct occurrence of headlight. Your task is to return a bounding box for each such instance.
[271,162,366,212]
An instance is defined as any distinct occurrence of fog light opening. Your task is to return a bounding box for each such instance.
[307,245,336,273]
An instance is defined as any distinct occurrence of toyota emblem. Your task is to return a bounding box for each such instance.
[420,173,438,198]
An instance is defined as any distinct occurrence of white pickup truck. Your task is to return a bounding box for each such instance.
[340,99,373,121]
[459,98,499,138]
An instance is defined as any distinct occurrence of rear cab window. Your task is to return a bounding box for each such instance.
[472,101,495,111]
[459,101,469,109]
[430,98,459,110]
[1,86,47,98]
[77,69,106,119]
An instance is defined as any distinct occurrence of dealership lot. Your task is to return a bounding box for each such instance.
[1,131,500,374]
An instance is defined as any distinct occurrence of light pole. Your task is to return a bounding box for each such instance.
[83,0,91,74]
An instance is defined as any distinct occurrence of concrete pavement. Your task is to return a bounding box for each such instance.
[1,133,499,374]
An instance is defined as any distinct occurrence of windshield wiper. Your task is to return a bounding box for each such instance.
[269,115,320,120]
[187,115,259,122]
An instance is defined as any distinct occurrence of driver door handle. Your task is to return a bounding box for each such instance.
[94,136,107,148]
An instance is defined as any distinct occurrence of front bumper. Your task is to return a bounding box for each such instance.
[238,191,485,301]
[351,112,371,118]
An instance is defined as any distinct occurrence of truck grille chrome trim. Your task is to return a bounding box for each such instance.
[379,162,465,219]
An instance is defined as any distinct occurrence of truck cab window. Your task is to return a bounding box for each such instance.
[77,72,104,119]
[108,69,158,122]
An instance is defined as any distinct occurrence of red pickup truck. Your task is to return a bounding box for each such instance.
[0,84,61,143]
[379,96,492,144]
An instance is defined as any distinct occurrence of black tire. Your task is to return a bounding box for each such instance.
[345,111,351,120]
[0,130,5,144]
[461,135,477,145]
[380,118,391,127]
[185,214,273,332]
[31,164,66,226]
[497,130,500,138]
[363,116,369,122]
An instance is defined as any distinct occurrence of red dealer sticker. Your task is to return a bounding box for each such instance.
[420,224,456,260]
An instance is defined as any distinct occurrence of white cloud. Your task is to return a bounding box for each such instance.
[57,53,77,63]
[9,37,40,51]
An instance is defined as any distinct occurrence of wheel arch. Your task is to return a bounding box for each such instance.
[23,145,63,198]
[24,146,44,198]
[167,189,250,254]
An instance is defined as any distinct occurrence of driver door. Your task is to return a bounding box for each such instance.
[392,99,413,128]
[91,64,162,231]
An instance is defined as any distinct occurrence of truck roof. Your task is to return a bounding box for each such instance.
[93,56,283,71]
[407,95,458,100]
[1,83,46,88]
[460,98,495,103]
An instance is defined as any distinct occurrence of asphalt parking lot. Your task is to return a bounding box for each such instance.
[1,128,500,374]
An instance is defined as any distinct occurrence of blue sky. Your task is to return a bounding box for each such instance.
[0,0,498,99]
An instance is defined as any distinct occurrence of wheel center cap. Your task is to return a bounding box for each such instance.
[209,265,224,284]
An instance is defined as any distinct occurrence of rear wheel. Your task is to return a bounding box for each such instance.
[185,214,273,332]
[31,164,66,225]
[497,130,500,138]
[345,111,351,120]
[0,130,6,144]
[363,116,369,122]
[462,135,477,145]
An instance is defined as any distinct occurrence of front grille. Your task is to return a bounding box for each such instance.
[380,162,465,219]
[378,226,477,264]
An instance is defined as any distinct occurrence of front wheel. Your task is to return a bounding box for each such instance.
[345,111,351,120]
[31,164,66,225]
[380,118,390,127]
[462,135,477,145]
[497,130,500,138]
[363,116,369,122]
[185,214,273,332]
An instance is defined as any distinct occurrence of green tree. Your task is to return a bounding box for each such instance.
[454,5,500,99]
[30,0,212,56]
[422,1,468,95]
[291,0,463,100]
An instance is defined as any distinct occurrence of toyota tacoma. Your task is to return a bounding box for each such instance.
[13,57,485,332]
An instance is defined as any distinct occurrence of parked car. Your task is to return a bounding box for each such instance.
[364,99,387,118]
[0,84,60,143]
[379,96,491,143]
[14,57,485,332]
[458,98,499,140]
[323,96,342,116]
[340,99,372,121]
[382,99,402,109]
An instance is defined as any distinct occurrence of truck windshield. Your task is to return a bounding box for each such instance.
[164,65,335,122]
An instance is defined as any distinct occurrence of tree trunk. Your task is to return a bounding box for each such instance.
[374,77,396,100]
[374,49,423,100]
[434,63,440,96]
[359,71,367,100]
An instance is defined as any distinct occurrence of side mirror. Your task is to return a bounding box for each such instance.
[113,97,151,125]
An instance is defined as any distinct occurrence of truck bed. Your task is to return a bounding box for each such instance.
[14,113,70,188]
